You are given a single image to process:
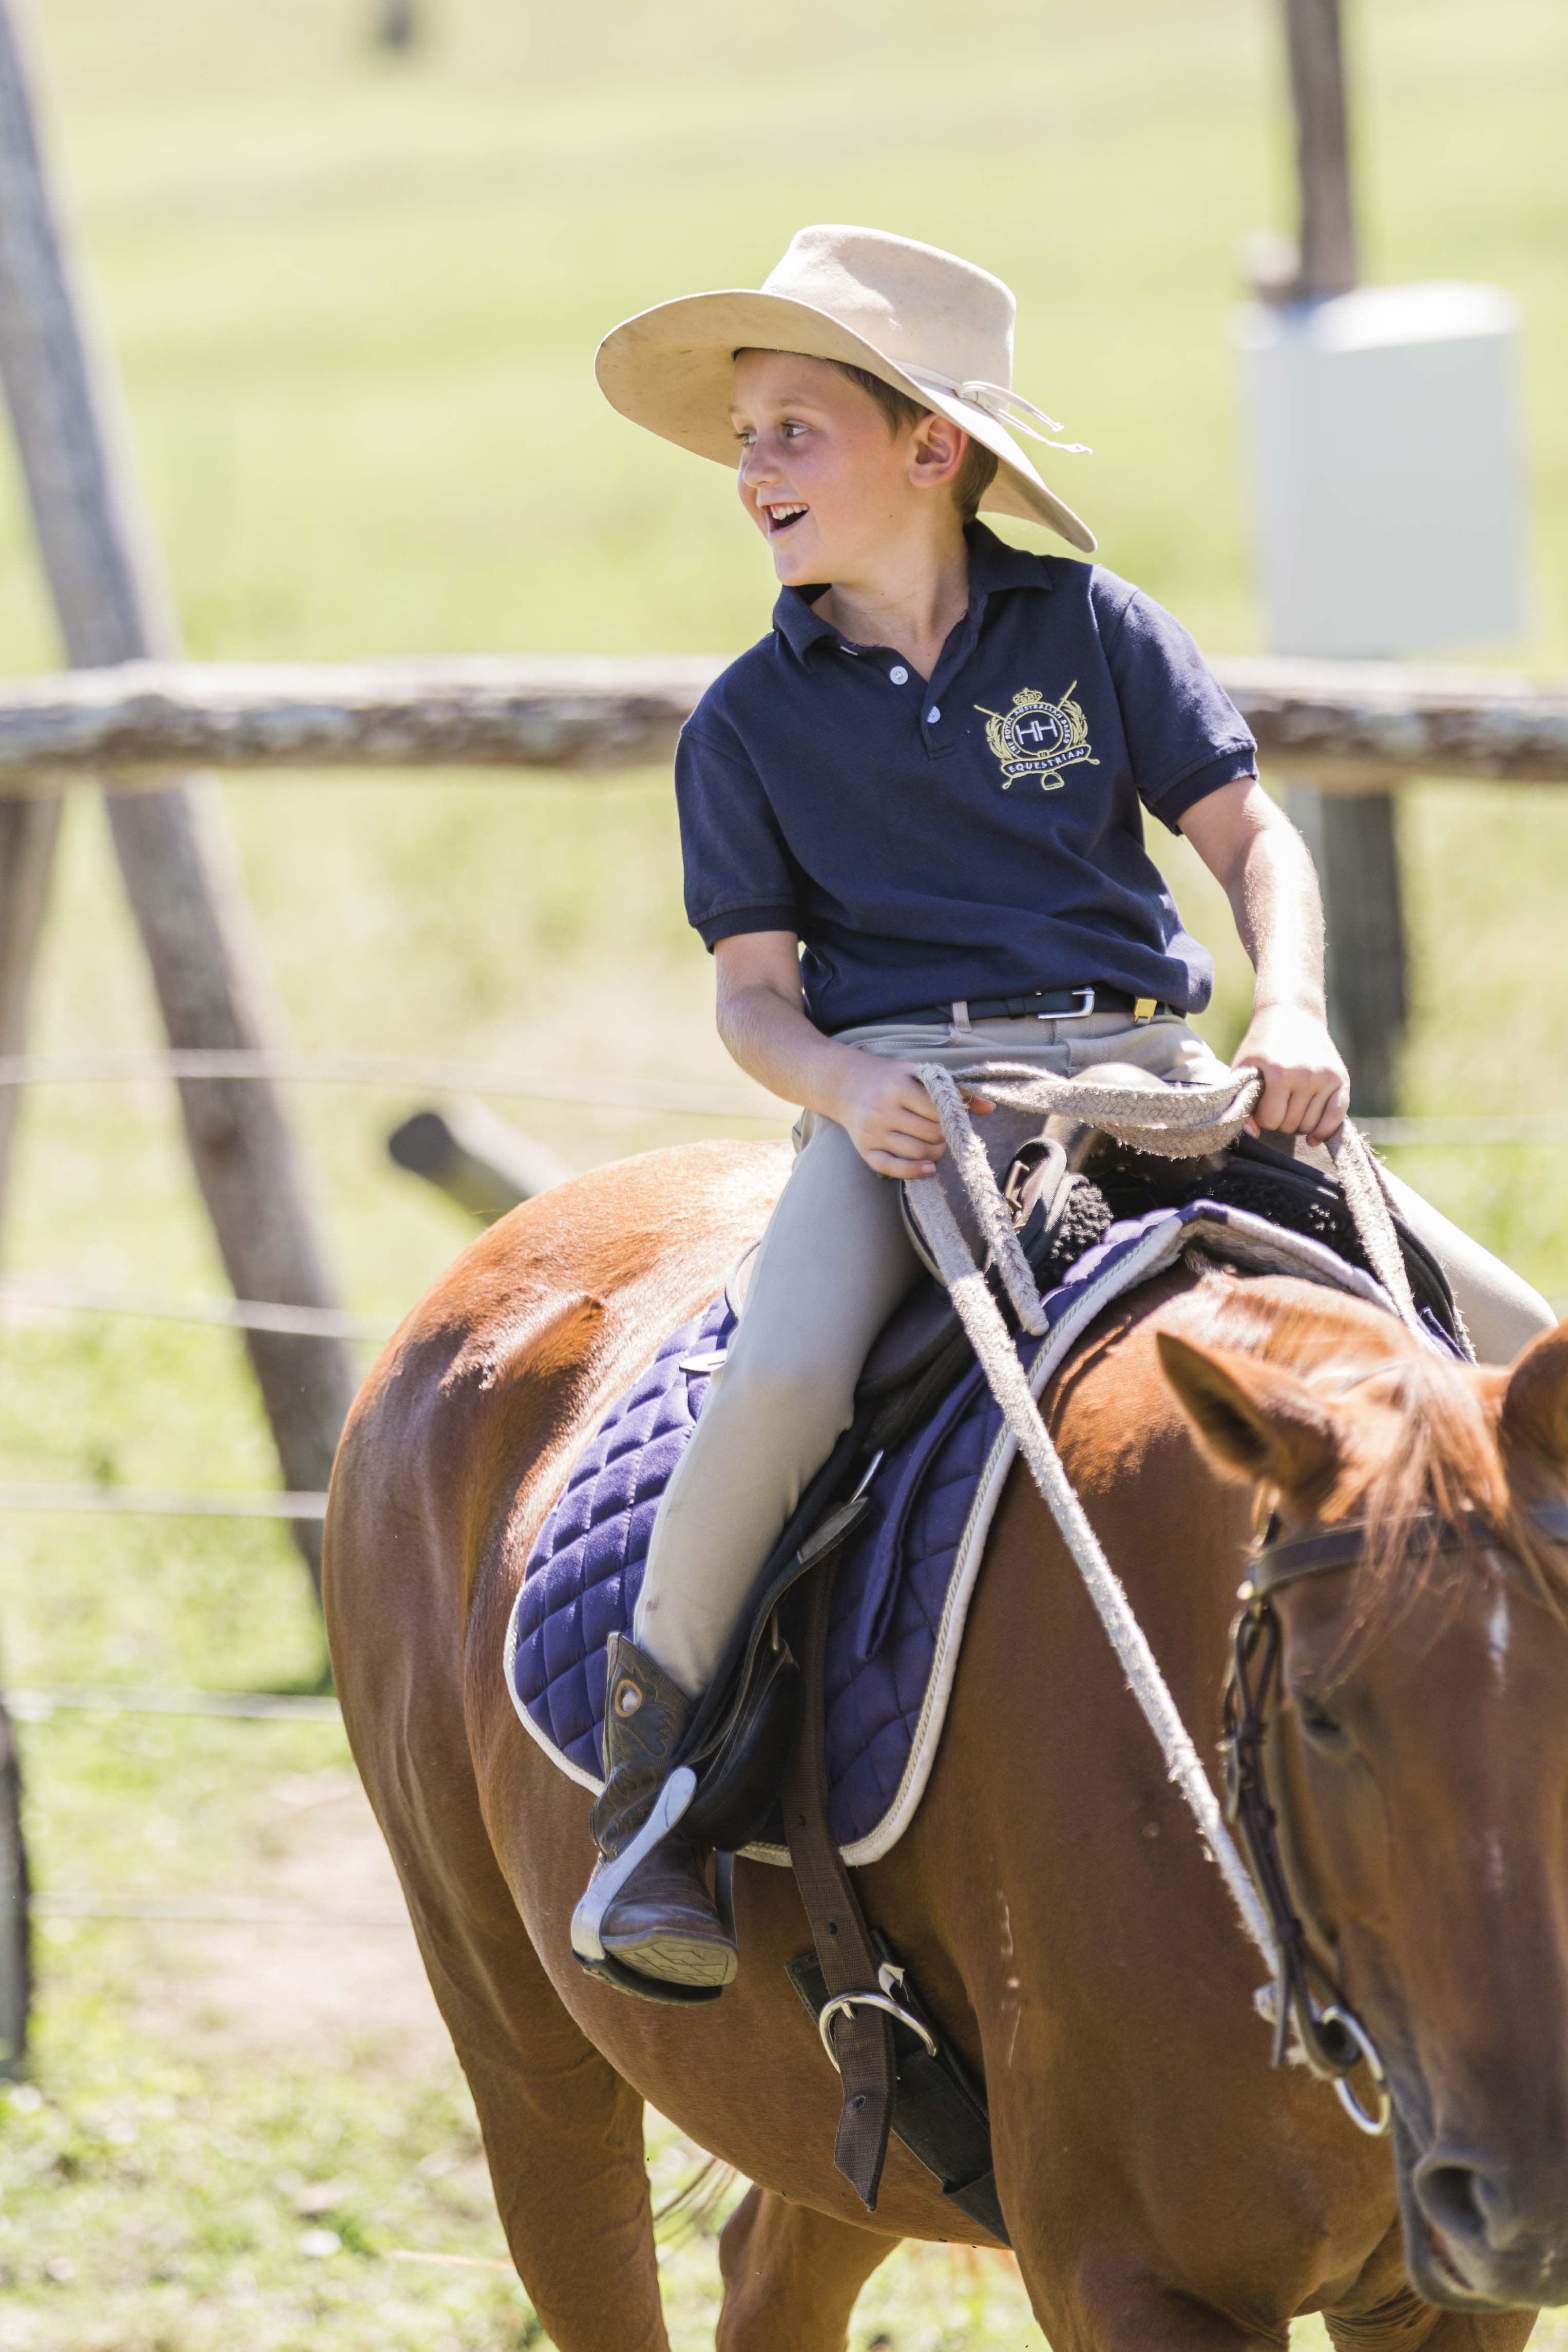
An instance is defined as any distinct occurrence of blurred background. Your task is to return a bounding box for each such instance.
[0,0,1562,2343]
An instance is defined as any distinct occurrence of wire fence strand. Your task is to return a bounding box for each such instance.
[0,1047,785,1123]
[5,1686,340,1721]
[31,1892,407,1928]
[0,1484,329,1519]
[0,1047,1561,1145]
[0,1276,392,1341]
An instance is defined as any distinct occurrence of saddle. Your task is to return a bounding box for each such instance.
[553,1086,1462,2229]
[668,1118,1458,1861]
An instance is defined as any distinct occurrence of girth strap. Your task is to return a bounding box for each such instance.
[783,1558,896,2210]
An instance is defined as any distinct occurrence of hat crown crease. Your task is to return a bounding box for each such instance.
[759,221,1015,389]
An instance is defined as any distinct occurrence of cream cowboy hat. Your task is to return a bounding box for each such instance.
[595,223,1096,553]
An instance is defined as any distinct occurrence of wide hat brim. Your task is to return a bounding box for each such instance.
[595,288,1096,554]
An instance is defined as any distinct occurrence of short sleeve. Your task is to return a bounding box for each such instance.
[1097,581,1257,833]
[674,716,803,949]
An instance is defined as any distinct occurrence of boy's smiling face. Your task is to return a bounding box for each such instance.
[729,348,966,588]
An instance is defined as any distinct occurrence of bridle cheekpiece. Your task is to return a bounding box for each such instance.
[1221,1499,1568,2138]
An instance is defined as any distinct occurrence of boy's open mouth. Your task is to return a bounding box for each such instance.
[764,502,808,537]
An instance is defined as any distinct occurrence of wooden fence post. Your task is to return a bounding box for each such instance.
[0,0,353,1596]
[1275,0,1407,1116]
[1282,786,1407,1118]
[0,1695,28,2074]
[388,1101,569,1221]
[376,0,417,48]
[0,798,59,1223]
[1282,0,1356,297]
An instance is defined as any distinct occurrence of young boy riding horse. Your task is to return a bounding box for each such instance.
[578,222,1554,1997]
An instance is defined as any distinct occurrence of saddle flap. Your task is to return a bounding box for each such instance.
[680,1634,799,1852]
[856,1277,964,1400]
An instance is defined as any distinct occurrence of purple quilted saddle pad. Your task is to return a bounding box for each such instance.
[506,1206,1214,1856]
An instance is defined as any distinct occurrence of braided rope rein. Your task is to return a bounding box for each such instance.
[904,1063,1424,1976]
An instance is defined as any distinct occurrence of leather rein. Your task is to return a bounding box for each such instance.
[1221,1499,1568,2137]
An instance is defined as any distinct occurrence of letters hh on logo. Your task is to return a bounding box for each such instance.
[975,684,1100,790]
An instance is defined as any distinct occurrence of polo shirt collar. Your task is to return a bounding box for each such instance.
[772,580,843,663]
[772,520,1053,665]
[963,518,1054,602]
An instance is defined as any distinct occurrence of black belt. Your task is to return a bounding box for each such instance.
[887,985,1177,1029]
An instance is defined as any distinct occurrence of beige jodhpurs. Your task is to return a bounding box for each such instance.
[632,1010,1556,1697]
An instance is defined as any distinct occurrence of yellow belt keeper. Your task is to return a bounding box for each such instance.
[1133,997,1157,1023]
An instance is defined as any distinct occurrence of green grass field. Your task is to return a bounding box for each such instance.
[0,0,1565,2341]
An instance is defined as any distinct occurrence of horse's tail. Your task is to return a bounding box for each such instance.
[653,2150,739,2242]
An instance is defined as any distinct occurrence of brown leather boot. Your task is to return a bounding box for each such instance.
[571,1633,737,1993]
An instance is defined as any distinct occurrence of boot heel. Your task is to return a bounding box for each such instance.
[571,1765,697,1965]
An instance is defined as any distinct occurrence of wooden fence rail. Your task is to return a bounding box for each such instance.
[0,655,1564,789]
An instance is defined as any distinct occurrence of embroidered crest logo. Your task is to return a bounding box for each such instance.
[974,683,1099,791]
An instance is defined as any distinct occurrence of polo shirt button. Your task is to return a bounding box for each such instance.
[926,705,941,723]
[889,664,908,684]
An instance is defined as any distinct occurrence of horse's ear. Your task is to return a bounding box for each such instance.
[1156,1332,1341,1498]
[1501,1320,1568,1464]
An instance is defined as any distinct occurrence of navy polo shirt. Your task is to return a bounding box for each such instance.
[674,521,1256,1035]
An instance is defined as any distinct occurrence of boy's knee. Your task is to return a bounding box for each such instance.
[719,1341,852,1444]
[1458,1271,1556,1366]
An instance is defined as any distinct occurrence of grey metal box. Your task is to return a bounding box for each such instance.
[1236,283,1524,658]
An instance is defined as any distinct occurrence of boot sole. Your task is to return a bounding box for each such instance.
[571,1768,698,1967]
[600,1928,738,1989]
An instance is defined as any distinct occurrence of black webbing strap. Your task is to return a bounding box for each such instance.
[785,1943,1009,2243]
[783,1557,896,2210]
[893,2042,1007,2241]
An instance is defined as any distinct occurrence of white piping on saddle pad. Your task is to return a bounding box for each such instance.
[504,1602,601,1800]
[903,1063,1429,1975]
[500,1064,1435,1879]
[502,1189,1400,1868]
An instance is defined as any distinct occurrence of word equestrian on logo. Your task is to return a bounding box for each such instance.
[974,684,1100,791]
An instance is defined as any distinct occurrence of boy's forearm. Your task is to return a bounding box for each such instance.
[716,979,867,1124]
[1180,779,1346,1138]
[712,933,971,1175]
[1225,816,1328,1020]
[1180,780,1327,1016]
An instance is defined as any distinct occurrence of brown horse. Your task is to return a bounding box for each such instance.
[324,1137,1568,2352]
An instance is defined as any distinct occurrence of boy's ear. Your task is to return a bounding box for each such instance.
[1157,1332,1342,1498]
[1501,1319,1568,1465]
[909,409,966,487]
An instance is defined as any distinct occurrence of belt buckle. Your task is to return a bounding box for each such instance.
[1038,987,1095,1022]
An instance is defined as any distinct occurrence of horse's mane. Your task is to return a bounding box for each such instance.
[1191,1271,1566,1677]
